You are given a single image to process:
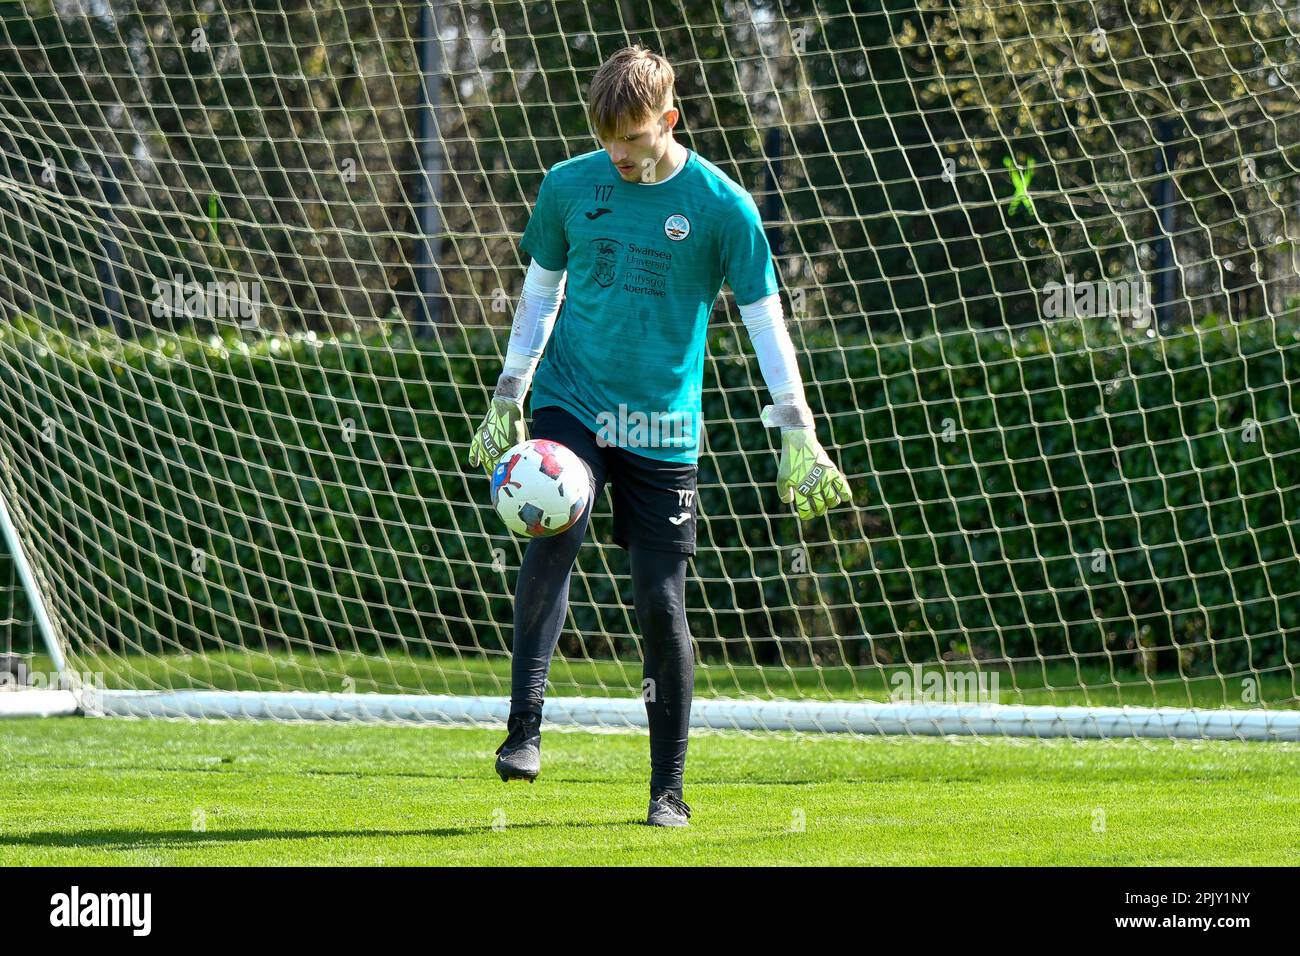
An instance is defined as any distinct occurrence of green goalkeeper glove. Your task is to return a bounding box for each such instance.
[467,392,527,474]
[775,429,852,519]
[762,403,852,520]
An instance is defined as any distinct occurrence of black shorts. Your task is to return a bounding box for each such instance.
[531,404,698,556]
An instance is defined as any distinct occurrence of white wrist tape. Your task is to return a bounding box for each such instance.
[494,374,527,404]
[760,402,815,430]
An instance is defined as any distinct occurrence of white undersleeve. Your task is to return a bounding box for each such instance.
[501,261,566,384]
[738,293,807,407]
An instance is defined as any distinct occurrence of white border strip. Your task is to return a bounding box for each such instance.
[89,689,1300,741]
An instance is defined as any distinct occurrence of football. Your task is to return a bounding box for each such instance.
[490,439,590,537]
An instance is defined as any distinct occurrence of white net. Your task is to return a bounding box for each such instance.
[0,0,1298,737]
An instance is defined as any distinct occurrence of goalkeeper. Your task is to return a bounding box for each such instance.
[467,45,851,827]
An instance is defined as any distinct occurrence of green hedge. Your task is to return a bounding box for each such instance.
[0,313,1297,677]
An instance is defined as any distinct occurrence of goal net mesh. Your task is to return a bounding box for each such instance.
[0,0,1298,736]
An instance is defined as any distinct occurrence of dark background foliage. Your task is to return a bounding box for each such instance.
[0,312,1296,682]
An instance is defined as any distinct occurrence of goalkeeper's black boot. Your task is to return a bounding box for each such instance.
[495,711,542,783]
[646,789,691,827]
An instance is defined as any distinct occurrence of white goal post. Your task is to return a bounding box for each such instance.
[1,1,1299,741]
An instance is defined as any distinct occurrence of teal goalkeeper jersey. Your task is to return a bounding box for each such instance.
[519,148,778,464]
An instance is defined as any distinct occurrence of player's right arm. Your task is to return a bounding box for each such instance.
[467,171,570,474]
[466,261,566,472]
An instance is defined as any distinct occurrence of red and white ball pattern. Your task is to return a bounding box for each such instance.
[490,439,589,538]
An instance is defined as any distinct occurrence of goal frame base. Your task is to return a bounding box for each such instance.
[0,688,1280,741]
[0,689,78,718]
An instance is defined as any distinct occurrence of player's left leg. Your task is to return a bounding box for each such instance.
[609,451,698,826]
[629,544,695,827]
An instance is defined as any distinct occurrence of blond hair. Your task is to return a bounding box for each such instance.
[587,45,675,140]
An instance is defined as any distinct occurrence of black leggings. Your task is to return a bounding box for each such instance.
[510,514,694,796]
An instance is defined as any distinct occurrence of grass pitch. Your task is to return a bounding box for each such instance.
[1,717,1298,866]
